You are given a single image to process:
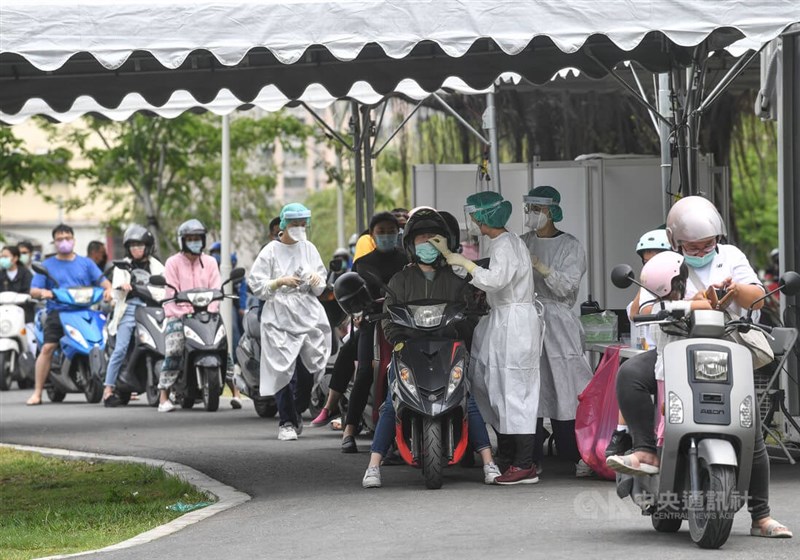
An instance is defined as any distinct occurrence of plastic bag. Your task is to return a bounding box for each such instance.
[575,345,622,480]
[580,310,618,343]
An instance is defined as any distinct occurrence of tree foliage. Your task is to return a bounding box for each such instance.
[0,126,73,194]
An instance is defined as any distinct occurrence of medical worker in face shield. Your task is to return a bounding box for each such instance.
[429,192,542,485]
[248,203,332,441]
[519,186,594,476]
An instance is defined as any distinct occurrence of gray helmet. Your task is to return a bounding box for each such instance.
[123,224,155,258]
[176,219,207,253]
[665,196,726,250]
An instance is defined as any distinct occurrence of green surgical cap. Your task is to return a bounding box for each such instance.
[528,185,562,222]
[280,202,312,230]
[465,191,512,228]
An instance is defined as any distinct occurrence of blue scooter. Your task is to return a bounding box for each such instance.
[32,263,107,403]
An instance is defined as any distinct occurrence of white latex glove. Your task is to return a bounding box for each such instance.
[269,276,301,290]
[531,255,551,277]
[445,252,477,274]
[428,235,452,256]
[307,273,323,287]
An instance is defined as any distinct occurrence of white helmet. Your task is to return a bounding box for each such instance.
[636,229,670,257]
[665,196,726,250]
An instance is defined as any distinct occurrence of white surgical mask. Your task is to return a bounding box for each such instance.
[526,210,548,231]
[185,240,203,254]
[288,227,307,242]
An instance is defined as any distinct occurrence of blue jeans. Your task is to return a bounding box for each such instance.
[370,374,491,456]
[104,303,139,387]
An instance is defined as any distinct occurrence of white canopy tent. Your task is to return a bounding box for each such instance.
[3,2,800,388]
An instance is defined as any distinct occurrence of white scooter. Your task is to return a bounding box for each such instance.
[0,291,36,390]
[610,265,800,549]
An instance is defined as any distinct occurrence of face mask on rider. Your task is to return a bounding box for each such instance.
[287,227,307,243]
[415,242,440,264]
[55,239,74,255]
[19,253,31,265]
[185,240,203,254]
[0,257,12,270]
[526,210,549,231]
[683,251,716,268]
[374,234,397,252]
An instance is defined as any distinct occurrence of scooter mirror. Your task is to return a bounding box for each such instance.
[610,264,635,289]
[779,271,800,296]
[112,259,131,271]
[229,267,246,282]
[31,262,48,276]
[329,259,344,273]
[149,275,167,287]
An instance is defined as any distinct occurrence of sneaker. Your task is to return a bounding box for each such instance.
[341,435,358,454]
[103,394,121,408]
[157,400,175,413]
[230,397,242,410]
[278,424,298,441]
[575,459,594,478]
[495,465,540,485]
[605,429,633,457]
[362,466,382,488]
[311,407,339,427]
[483,462,502,484]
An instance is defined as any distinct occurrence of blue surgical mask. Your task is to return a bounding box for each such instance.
[415,242,440,264]
[684,251,716,268]
[0,257,12,270]
[374,234,397,252]
[186,241,203,254]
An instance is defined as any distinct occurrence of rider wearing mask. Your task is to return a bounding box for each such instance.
[520,186,594,477]
[361,207,500,488]
[26,224,113,405]
[0,245,34,322]
[249,203,332,441]
[157,219,221,412]
[17,241,35,269]
[429,192,542,486]
[608,196,792,539]
[102,225,164,407]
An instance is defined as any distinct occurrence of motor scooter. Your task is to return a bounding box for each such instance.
[0,292,36,390]
[150,268,244,411]
[31,263,107,403]
[105,260,168,406]
[609,264,800,549]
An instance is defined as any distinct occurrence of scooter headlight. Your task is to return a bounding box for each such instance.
[183,326,204,345]
[445,360,464,401]
[138,328,156,349]
[692,350,729,382]
[67,287,95,304]
[0,319,13,336]
[408,304,446,328]
[213,325,227,346]
[668,391,684,424]
[396,362,418,398]
[739,396,754,428]
[65,325,89,349]
[187,291,214,308]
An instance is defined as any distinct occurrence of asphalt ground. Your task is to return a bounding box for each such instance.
[1,388,798,559]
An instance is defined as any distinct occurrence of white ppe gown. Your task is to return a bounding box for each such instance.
[248,240,332,396]
[521,231,593,420]
[468,232,542,434]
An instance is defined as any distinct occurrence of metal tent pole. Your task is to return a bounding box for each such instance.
[362,105,375,221]
[485,92,502,192]
[351,101,365,234]
[658,73,673,215]
[220,114,233,352]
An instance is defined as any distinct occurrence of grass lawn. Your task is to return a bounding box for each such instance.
[0,447,213,560]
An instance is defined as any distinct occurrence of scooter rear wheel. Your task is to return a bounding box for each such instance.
[422,417,444,490]
[46,386,66,402]
[254,397,278,418]
[0,352,10,391]
[652,511,683,532]
[688,463,736,549]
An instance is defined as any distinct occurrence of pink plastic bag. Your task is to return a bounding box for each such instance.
[575,346,622,480]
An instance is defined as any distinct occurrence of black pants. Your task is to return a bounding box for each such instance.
[345,321,381,427]
[616,350,770,521]
[328,330,359,394]
[532,418,580,464]
[276,360,314,427]
[496,431,536,470]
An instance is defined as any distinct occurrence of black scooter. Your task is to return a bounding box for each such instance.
[150,268,244,411]
[105,260,168,406]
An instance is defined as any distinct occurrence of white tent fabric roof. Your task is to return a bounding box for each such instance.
[2,0,799,121]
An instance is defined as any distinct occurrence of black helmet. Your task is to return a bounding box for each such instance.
[402,207,452,264]
[123,224,155,259]
[176,219,207,254]
[334,272,373,315]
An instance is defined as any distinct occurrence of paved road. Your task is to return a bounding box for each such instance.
[1,389,798,559]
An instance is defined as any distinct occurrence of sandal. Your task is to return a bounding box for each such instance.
[750,519,793,538]
[606,454,660,476]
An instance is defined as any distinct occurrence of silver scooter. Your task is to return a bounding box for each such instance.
[610,265,800,549]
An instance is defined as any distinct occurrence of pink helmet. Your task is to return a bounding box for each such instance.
[640,251,685,297]
[665,196,727,250]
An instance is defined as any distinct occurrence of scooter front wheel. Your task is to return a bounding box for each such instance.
[253,397,278,418]
[82,364,103,404]
[688,463,736,549]
[201,366,221,412]
[46,386,66,402]
[0,351,11,391]
[422,417,444,490]
[146,359,162,407]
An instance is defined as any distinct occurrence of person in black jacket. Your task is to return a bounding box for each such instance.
[0,245,35,322]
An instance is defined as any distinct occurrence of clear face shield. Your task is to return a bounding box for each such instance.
[522,195,554,231]
[463,204,481,238]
